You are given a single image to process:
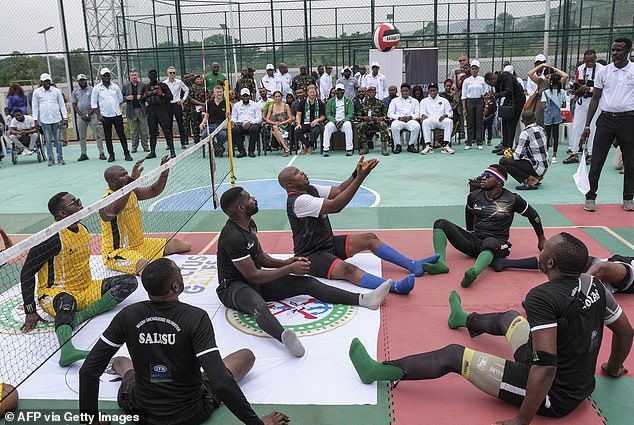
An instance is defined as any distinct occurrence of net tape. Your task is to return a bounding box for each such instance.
[0,119,228,266]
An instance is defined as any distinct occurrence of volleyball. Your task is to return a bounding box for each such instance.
[373,23,401,52]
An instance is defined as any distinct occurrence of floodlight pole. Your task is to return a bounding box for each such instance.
[38,26,54,77]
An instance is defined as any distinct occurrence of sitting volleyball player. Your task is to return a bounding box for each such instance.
[100,157,191,274]
[278,157,439,295]
[349,233,633,424]
[423,164,547,288]
[21,192,137,366]
[217,187,392,357]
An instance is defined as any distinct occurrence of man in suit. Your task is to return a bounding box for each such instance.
[121,69,149,153]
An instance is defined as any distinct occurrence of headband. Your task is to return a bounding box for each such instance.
[484,167,507,184]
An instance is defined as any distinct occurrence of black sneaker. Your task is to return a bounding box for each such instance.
[236,151,247,158]
[562,154,579,164]
[393,145,402,154]
[346,150,353,156]
[406,145,419,153]
[99,153,107,160]
[124,154,133,161]
[77,154,89,161]
[322,151,329,157]
[145,152,157,159]
[248,152,256,158]
[108,155,115,162]
[516,182,538,190]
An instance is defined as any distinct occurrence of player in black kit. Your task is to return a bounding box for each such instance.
[79,258,290,425]
[350,233,633,424]
[278,156,439,295]
[424,164,547,288]
[217,187,392,357]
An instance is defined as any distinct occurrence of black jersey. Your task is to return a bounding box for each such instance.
[523,275,622,411]
[286,185,335,256]
[466,188,532,241]
[217,219,260,283]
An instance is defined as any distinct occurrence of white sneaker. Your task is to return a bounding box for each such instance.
[464,145,472,150]
[21,149,31,156]
[477,145,484,150]
[421,146,434,155]
[442,146,455,154]
[551,157,558,164]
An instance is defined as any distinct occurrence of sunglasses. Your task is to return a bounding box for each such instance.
[62,197,82,209]
[168,71,176,74]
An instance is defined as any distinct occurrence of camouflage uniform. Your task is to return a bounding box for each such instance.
[292,74,316,92]
[186,83,206,143]
[357,98,390,155]
[235,77,256,97]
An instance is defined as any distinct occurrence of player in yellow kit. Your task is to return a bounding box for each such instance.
[21,192,137,366]
[100,156,191,275]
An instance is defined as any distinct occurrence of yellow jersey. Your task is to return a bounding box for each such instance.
[101,189,145,258]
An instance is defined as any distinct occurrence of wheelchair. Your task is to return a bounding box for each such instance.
[6,130,46,165]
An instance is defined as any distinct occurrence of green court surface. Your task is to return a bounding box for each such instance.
[1,138,632,425]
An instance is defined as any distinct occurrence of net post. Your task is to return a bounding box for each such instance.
[224,79,236,187]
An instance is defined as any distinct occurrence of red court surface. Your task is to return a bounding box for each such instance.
[207,228,632,424]
[554,204,634,227]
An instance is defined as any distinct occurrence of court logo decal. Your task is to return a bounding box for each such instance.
[0,294,55,334]
[179,255,217,294]
[226,295,358,337]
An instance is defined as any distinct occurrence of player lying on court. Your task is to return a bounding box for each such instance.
[100,157,191,275]
[80,258,289,425]
[217,187,392,357]
[21,192,137,366]
[490,253,634,294]
[424,164,546,288]
[278,157,439,295]
[350,233,633,425]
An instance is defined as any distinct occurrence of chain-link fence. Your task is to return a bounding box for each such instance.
[1,0,633,88]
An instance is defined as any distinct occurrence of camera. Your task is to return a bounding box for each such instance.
[571,80,594,98]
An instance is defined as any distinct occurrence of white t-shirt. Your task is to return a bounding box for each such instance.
[335,98,346,121]
[293,185,332,218]
[10,115,36,131]
[595,61,634,113]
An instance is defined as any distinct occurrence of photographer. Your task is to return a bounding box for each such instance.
[563,50,604,164]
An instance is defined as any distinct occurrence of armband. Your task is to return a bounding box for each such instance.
[531,350,558,367]
[351,170,358,179]
[24,303,36,314]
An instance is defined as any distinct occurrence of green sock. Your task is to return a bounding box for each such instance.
[461,251,494,288]
[72,292,118,328]
[423,230,450,274]
[56,325,89,367]
[349,338,404,384]
[448,290,469,329]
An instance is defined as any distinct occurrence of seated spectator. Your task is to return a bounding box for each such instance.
[420,83,454,155]
[353,87,367,116]
[231,88,262,158]
[200,85,229,157]
[440,79,459,123]
[265,90,293,156]
[8,109,38,156]
[412,85,424,102]
[388,83,420,154]
[357,86,390,156]
[286,92,295,105]
[294,84,324,156]
[228,89,239,105]
[323,83,354,156]
[7,83,28,115]
[291,88,304,117]
[383,85,398,109]
[499,110,549,190]
[256,87,273,116]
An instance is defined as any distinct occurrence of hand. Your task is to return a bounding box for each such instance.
[295,124,302,130]
[357,157,380,179]
[97,114,104,122]
[310,120,318,127]
[261,412,290,425]
[160,155,170,165]
[537,236,547,251]
[284,256,310,265]
[136,95,141,100]
[287,259,310,275]
[81,114,89,122]
[439,115,446,122]
[62,119,68,128]
[126,95,134,101]
[601,362,628,377]
[130,159,145,179]
[21,311,48,333]
[178,99,185,106]
[200,122,206,130]
[336,120,343,128]
[580,127,590,143]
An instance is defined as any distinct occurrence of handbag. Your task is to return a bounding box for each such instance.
[523,90,540,111]
[498,104,514,119]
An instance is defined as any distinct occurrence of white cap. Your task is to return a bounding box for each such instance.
[100,67,111,75]
[76,74,87,80]
[343,66,351,71]
[503,65,514,73]
[371,62,380,68]
[534,54,547,62]
[39,73,51,81]
[470,59,481,68]
[240,88,251,96]
[265,64,275,70]
[335,83,345,90]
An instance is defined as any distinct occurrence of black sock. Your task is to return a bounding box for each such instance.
[489,257,538,272]
[388,344,464,380]
[466,311,521,338]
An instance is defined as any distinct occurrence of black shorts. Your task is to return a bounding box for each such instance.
[118,370,220,425]
[608,255,634,293]
[305,235,350,278]
[499,360,579,418]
